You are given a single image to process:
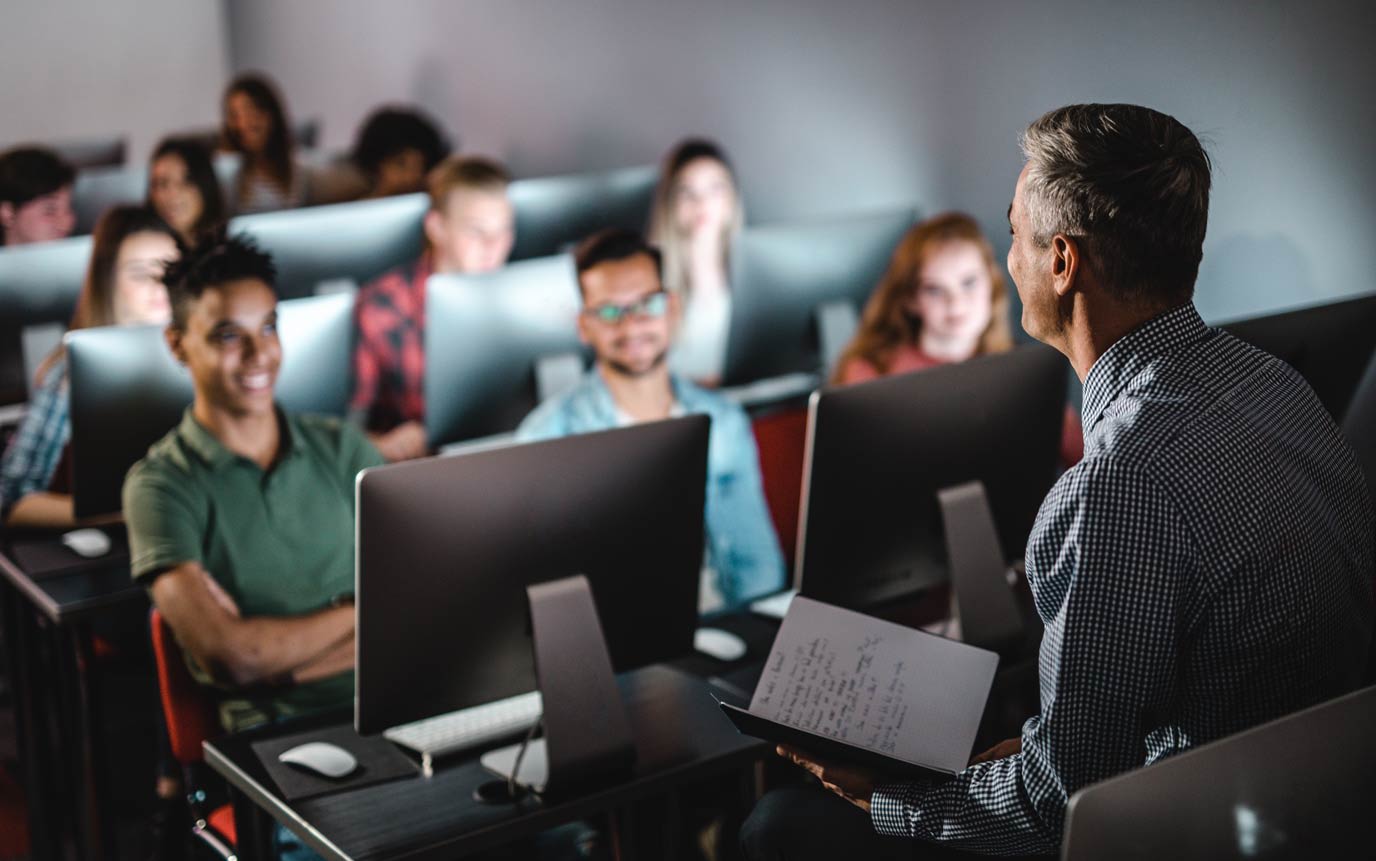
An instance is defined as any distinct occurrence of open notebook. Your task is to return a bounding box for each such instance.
[717,596,998,779]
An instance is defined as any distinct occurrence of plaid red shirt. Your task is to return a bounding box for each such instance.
[351,253,433,432]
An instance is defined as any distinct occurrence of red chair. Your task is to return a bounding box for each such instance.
[751,406,810,570]
[149,609,237,858]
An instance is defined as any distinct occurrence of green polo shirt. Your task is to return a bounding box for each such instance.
[124,407,385,732]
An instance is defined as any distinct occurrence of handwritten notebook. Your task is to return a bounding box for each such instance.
[717,596,998,779]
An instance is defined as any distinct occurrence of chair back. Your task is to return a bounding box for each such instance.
[149,609,221,765]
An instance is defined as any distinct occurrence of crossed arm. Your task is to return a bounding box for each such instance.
[150,561,355,689]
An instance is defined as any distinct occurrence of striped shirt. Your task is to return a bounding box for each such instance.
[870,302,1375,855]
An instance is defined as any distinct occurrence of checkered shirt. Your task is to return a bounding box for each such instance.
[870,302,1376,855]
[0,356,70,520]
[350,253,432,432]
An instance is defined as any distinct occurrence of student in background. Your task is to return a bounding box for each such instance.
[835,212,1083,466]
[351,155,514,461]
[221,73,309,213]
[517,229,784,611]
[0,146,76,246]
[648,139,743,387]
[0,207,178,527]
[124,234,382,861]
[147,136,227,246]
[350,106,452,199]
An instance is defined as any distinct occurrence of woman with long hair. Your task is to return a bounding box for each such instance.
[835,211,1082,464]
[221,72,308,213]
[147,136,227,245]
[648,138,744,387]
[835,212,1014,381]
[0,206,179,527]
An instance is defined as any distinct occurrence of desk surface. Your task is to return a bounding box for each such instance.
[0,532,144,623]
[205,664,767,861]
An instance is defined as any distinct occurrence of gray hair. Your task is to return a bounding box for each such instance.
[1019,104,1212,306]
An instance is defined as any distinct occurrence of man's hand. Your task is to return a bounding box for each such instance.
[371,421,428,462]
[777,745,878,813]
[970,736,1022,765]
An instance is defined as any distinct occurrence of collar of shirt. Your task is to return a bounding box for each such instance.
[584,366,704,426]
[1080,302,1210,434]
[176,406,304,471]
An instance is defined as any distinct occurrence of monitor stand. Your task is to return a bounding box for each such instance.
[477,574,636,803]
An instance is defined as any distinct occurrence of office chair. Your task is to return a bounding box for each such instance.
[149,610,236,860]
[751,406,809,571]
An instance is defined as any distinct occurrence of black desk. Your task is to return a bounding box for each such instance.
[0,530,146,861]
[205,664,768,861]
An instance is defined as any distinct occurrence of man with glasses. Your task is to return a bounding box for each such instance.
[516,228,784,611]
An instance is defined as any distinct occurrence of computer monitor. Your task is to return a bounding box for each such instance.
[722,207,917,386]
[50,136,127,171]
[1221,292,1376,423]
[0,235,93,404]
[1062,685,1376,860]
[228,193,428,299]
[507,165,657,262]
[423,254,584,447]
[796,344,1066,610]
[72,165,148,235]
[355,415,709,734]
[67,291,355,517]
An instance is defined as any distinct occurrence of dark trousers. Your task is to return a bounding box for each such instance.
[740,785,1053,861]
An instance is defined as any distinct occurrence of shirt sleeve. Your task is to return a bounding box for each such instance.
[0,362,71,520]
[349,287,383,420]
[705,404,787,606]
[869,457,1192,855]
[339,416,387,478]
[123,459,208,582]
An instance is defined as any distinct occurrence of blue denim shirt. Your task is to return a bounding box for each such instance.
[516,369,786,608]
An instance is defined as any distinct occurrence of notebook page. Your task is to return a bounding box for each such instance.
[750,595,997,773]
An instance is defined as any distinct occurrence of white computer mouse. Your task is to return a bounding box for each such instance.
[694,627,748,662]
[61,528,111,559]
[278,742,358,779]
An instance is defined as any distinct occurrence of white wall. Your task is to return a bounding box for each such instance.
[0,0,231,165]
[8,1,1372,324]
[228,0,1376,323]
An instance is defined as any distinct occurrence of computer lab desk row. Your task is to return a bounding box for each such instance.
[0,526,785,861]
[0,526,146,861]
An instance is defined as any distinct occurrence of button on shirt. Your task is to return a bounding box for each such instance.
[124,408,385,732]
[870,303,1375,855]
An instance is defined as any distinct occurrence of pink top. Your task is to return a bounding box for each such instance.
[839,344,1085,467]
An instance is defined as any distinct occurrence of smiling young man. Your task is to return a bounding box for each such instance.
[516,228,785,611]
[124,234,384,736]
[742,104,1374,859]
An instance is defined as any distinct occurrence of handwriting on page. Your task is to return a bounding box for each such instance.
[753,634,909,752]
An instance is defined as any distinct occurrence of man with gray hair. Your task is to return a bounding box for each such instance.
[741,103,1373,858]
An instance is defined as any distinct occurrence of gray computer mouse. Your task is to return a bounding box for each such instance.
[694,627,748,662]
[278,742,358,779]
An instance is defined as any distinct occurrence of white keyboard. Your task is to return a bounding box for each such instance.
[384,691,542,774]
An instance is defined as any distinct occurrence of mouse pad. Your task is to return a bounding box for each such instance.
[6,533,129,580]
[251,724,419,802]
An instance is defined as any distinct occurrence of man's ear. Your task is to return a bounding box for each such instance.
[1051,234,1081,299]
[422,209,445,250]
[164,326,188,366]
[0,202,14,230]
